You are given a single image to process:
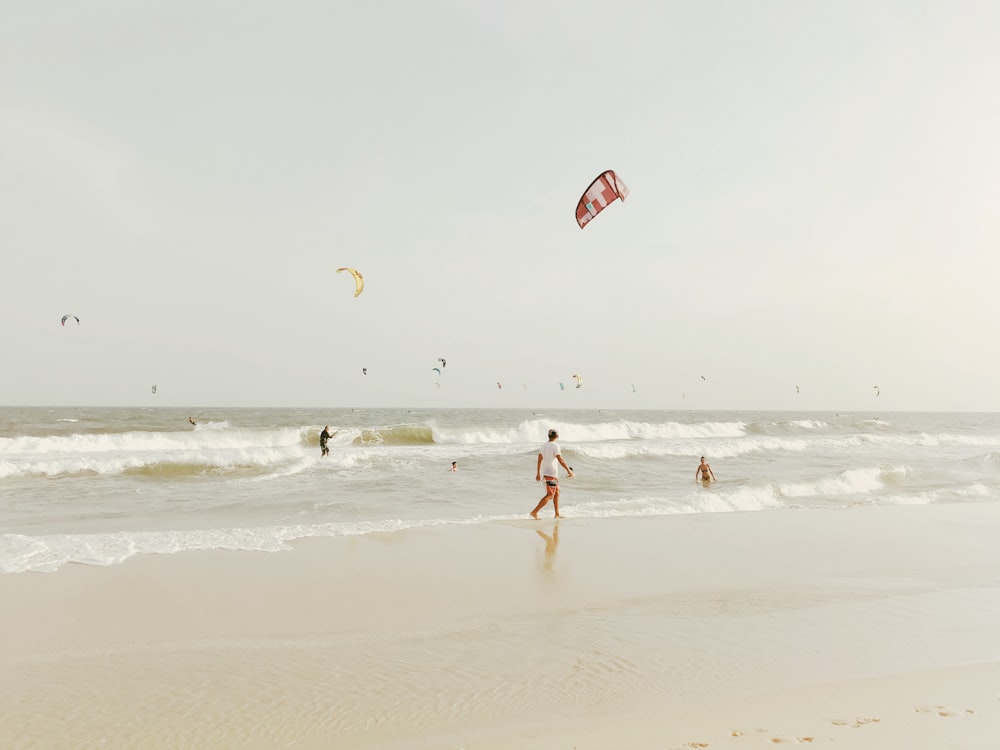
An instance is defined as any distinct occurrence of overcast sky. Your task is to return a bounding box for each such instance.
[2,0,998,411]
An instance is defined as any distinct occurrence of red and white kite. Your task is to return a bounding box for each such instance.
[575,170,629,229]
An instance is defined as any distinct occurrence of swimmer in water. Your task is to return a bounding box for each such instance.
[696,456,716,484]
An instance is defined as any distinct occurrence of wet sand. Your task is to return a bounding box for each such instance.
[3,503,1000,749]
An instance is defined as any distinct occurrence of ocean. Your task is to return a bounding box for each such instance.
[2,407,999,574]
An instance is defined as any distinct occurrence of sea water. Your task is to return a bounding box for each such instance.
[2,407,999,573]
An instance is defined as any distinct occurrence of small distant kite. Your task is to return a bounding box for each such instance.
[61,315,80,326]
[497,382,502,390]
[873,385,881,397]
[795,385,800,394]
[362,368,367,375]
[700,375,707,381]
[336,267,364,297]
[151,385,157,394]
[631,384,637,393]
[438,358,447,368]
[559,382,565,391]
[572,373,583,389]
[575,170,629,229]
[432,368,442,376]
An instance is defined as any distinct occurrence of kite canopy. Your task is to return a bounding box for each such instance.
[337,267,364,297]
[572,373,583,389]
[575,170,629,229]
[61,314,80,326]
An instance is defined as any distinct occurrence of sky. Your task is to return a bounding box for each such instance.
[2,0,999,411]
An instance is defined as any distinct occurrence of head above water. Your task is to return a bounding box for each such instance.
[701,456,705,461]
[548,429,558,440]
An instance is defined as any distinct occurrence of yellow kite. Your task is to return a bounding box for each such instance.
[337,267,364,297]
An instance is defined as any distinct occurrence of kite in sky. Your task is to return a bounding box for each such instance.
[61,315,80,326]
[575,170,629,229]
[874,385,881,397]
[337,267,364,297]
[572,374,583,389]
[438,358,447,368]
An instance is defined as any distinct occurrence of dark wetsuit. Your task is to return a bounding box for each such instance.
[320,429,331,456]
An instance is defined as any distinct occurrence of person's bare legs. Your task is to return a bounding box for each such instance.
[552,486,561,518]
[530,481,556,518]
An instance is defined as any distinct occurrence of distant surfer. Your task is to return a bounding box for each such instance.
[696,456,716,485]
[188,417,197,426]
[320,426,332,457]
[531,429,573,519]
[450,461,458,472]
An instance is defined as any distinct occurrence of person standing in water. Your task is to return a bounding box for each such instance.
[696,456,716,484]
[320,426,332,457]
[450,461,458,472]
[531,429,573,519]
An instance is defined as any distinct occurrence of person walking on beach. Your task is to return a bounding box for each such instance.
[531,429,573,519]
[696,456,716,484]
[320,426,332,457]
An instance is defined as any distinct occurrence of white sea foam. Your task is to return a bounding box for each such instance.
[0,488,791,573]
[430,418,748,445]
[0,427,314,478]
[778,465,907,498]
[0,516,522,573]
[569,486,783,517]
[0,427,306,455]
[788,419,827,430]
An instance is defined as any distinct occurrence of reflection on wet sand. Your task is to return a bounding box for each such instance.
[535,522,560,574]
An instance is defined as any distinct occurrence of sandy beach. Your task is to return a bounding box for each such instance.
[3,502,1000,749]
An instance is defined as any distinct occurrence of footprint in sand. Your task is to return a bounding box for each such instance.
[831,717,880,728]
[683,743,709,748]
[915,705,974,717]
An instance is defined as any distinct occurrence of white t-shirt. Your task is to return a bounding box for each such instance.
[539,441,562,477]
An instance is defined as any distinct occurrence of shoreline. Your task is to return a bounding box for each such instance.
[3,503,1000,748]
